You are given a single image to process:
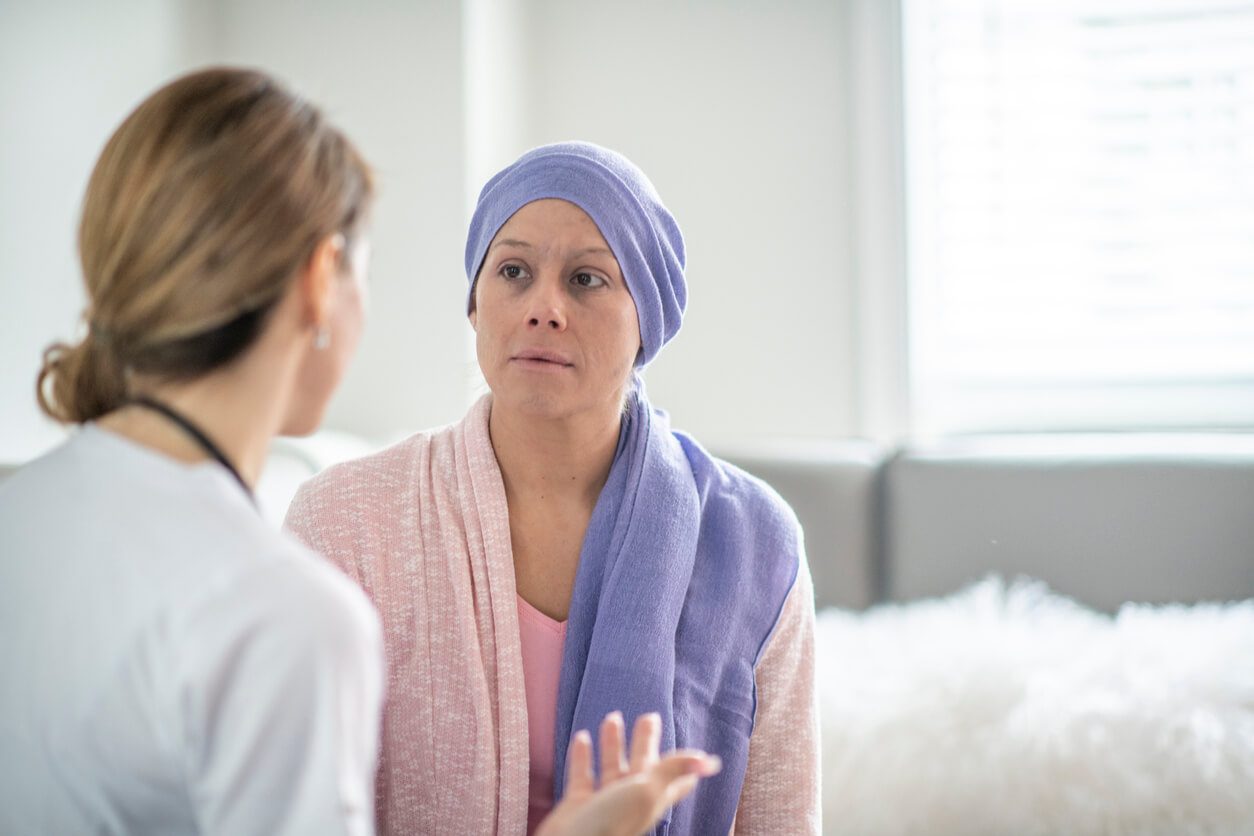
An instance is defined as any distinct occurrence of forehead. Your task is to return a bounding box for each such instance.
[492,198,612,254]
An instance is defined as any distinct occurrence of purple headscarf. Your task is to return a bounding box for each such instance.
[464,141,686,367]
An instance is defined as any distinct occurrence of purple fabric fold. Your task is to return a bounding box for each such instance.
[552,382,802,835]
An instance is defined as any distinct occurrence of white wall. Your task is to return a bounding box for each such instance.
[206,0,473,442]
[1,0,866,462]
[0,0,203,462]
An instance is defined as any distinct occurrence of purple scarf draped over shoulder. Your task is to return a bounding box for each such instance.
[553,381,800,834]
[464,141,802,834]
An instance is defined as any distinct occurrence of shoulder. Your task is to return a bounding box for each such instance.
[268,544,383,656]
[284,421,463,532]
[675,431,804,556]
[181,534,382,670]
[273,537,381,629]
[671,431,806,637]
[169,539,384,781]
[0,430,106,509]
[289,433,423,513]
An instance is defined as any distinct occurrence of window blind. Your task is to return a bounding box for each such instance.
[903,0,1254,432]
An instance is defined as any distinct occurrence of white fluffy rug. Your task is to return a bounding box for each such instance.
[815,578,1254,836]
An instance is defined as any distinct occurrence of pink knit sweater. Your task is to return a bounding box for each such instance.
[285,395,820,834]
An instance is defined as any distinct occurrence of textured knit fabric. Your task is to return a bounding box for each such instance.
[516,595,567,834]
[734,560,822,835]
[286,396,528,835]
[0,425,384,836]
[553,384,803,835]
[463,141,686,367]
[284,394,820,835]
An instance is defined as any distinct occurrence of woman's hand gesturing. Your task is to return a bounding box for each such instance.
[537,711,722,836]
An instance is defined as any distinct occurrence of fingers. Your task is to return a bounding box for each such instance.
[599,711,629,784]
[564,729,595,798]
[652,750,722,782]
[628,712,662,773]
[544,721,722,836]
[647,750,723,814]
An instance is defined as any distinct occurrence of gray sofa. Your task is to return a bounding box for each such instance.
[6,432,1252,612]
[720,434,1254,612]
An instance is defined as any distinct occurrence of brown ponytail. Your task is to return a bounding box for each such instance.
[37,329,129,424]
[37,67,374,424]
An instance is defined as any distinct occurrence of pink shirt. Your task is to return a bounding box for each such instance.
[516,594,567,834]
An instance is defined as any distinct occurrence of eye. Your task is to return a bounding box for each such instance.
[571,272,607,289]
[499,262,528,281]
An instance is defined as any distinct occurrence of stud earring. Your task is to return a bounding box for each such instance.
[314,325,331,350]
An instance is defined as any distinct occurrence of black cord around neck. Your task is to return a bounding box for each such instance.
[128,395,255,505]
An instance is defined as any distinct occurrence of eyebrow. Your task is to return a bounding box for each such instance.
[571,246,614,259]
[488,239,614,260]
[489,238,533,251]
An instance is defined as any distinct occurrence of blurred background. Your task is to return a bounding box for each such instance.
[4,0,1253,457]
[3,0,1253,610]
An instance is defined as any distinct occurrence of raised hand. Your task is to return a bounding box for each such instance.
[537,712,722,836]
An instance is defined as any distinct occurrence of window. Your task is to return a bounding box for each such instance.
[903,0,1254,433]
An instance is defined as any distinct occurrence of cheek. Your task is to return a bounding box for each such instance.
[474,301,510,355]
[616,306,642,362]
[334,283,367,351]
[472,309,506,382]
[281,347,338,436]
[589,307,641,376]
[348,280,367,326]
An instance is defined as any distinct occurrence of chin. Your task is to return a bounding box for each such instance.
[493,383,573,420]
[517,392,570,418]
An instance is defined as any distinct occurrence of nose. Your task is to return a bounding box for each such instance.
[525,275,567,331]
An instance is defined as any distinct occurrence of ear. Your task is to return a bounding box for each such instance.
[467,279,479,331]
[299,234,345,330]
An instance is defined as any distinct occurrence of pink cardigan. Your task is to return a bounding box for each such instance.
[285,395,820,834]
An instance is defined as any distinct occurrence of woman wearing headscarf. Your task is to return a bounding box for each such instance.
[286,142,820,834]
[0,72,715,836]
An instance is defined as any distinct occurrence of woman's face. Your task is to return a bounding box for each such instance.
[471,198,641,421]
[283,234,371,435]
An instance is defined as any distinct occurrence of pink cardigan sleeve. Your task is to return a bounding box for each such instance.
[733,553,821,834]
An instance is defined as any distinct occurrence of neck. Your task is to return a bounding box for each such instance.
[98,359,293,490]
[489,397,625,508]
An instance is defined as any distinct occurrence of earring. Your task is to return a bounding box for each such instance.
[314,325,331,350]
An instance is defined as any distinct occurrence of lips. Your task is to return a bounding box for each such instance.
[511,348,574,367]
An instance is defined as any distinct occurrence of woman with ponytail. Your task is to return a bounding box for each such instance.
[0,68,715,836]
